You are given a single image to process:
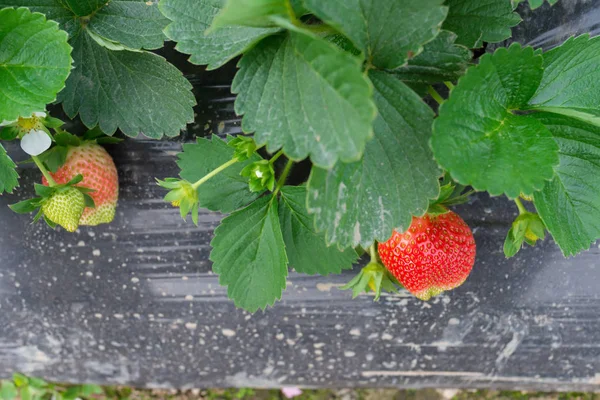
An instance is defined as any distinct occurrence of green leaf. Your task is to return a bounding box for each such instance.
[303,0,447,69]
[0,7,72,123]
[0,126,20,141]
[307,71,441,248]
[86,0,169,50]
[432,44,559,198]
[233,32,376,168]
[42,146,68,173]
[159,0,279,70]
[0,144,19,194]
[177,135,263,213]
[528,35,600,127]
[25,378,47,389]
[0,0,79,36]
[34,183,55,197]
[60,0,105,16]
[290,0,308,16]
[11,374,27,388]
[512,0,559,9]
[58,30,195,138]
[503,227,521,257]
[9,198,41,214]
[210,195,288,312]
[442,0,521,48]
[210,0,291,29]
[531,113,600,256]
[0,382,17,400]
[80,384,103,396]
[19,386,31,400]
[54,132,81,147]
[2,0,168,47]
[393,30,472,84]
[279,186,358,275]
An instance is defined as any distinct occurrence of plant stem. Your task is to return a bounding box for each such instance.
[32,155,56,186]
[269,150,284,164]
[428,86,445,105]
[302,23,336,34]
[272,159,294,196]
[514,197,527,215]
[444,81,455,90]
[369,243,378,263]
[191,158,239,190]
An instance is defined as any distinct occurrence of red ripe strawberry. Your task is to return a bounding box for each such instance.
[378,211,476,300]
[43,143,118,226]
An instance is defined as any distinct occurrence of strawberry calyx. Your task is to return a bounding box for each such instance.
[9,174,96,231]
[341,261,401,300]
[504,198,546,258]
[228,136,258,161]
[341,243,402,300]
[427,175,474,216]
[157,178,200,225]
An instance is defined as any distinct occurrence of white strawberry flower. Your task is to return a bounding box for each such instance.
[0,111,52,156]
[20,129,52,156]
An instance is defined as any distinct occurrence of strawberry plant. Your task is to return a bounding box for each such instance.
[1,0,600,312]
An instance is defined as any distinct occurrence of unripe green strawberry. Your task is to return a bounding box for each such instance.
[42,187,85,232]
[43,143,119,226]
[378,211,476,300]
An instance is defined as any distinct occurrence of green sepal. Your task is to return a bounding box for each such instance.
[427,203,448,217]
[82,193,96,209]
[83,127,123,144]
[42,116,64,129]
[34,184,56,198]
[228,136,258,161]
[503,211,546,258]
[156,178,200,225]
[32,208,44,224]
[9,198,43,214]
[43,215,58,229]
[42,146,69,173]
[66,174,84,186]
[0,126,20,141]
[54,132,81,147]
[240,160,276,192]
[427,178,474,214]
[340,262,401,301]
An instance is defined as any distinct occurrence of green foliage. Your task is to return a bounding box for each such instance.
[3,0,600,311]
[233,31,376,168]
[211,0,292,29]
[210,195,288,312]
[0,144,19,194]
[308,71,440,248]
[504,210,546,257]
[532,113,600,256]
[0,374,106,400]
[177,135,263,213]
[302,0,448,69]
[59,32,195,138]
[393,30,472,84]
[0,7,72,123]
[528,34,600,127]
[160,0,280,70]
[432,44,559,198]
[1,0,195,139]
[513,0,560,10]
[443,0,521,48]
[279,186,358,275]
